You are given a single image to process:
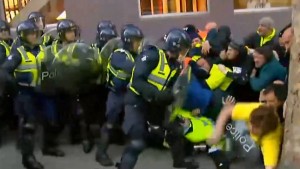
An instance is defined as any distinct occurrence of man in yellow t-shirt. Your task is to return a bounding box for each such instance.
[207,99,283,169]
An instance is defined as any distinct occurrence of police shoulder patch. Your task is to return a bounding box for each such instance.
[7,55,13,60]
[141,55,148,62]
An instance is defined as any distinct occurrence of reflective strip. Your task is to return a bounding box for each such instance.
[108,64,130,80]
[114,48,134,62]
[17,46,30,61]
[148,74,167,86]
[147,50,167,85]
[43,35,50,45]
[0,41,11,56]
[17,64,37,70]
[158,50,165,72]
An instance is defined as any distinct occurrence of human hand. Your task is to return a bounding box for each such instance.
[218,64,228,74]
[220,50,227,60]
[222,95,236,106]
[259,89,266,103]
[201,41,211,55]
[273,80,285,85]
[250,68,257,78]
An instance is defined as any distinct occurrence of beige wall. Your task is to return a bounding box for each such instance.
[65,0,291,43]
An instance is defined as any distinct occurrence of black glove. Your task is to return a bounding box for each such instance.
[154,89,175,105]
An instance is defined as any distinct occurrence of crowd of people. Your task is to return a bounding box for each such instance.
[0,11,292,169]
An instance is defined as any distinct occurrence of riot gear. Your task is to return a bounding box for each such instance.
[164,28,191,54]
[57,19,79,43]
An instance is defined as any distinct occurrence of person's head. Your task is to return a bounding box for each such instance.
[253,46,273,68]
[278,23,292,47]
[17,20,39,45]
[258,17,274,37]
[121,24,144,54]
[97,20,116,33]
[205,22,217,31]
[262,84,287,108]
[57,19,79,43]
[226,41,241,60]
[282,27,293,51]
[249,105,279,137]
[183,24,202,48]
[0,20,10,40]
[28,12,45,30]
[96,27,117,48]
[164,28,192,60]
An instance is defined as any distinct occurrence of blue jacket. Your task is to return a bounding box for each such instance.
[250,57,286,91]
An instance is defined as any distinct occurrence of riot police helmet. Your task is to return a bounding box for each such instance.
[97,20,116,33]
[16,20,39,42]
[97,27,117,44]
[0,20,10,33]
[164,28,192,54]
[57,19,79,41]
[28,11,45,29]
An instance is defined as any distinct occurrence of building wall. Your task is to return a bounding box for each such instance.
[65,0,291,43]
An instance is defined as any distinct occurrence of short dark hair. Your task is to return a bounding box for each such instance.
[255,46,274,62]
[263,83,288,102]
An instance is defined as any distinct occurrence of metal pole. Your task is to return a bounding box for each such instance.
[0,0,5,20]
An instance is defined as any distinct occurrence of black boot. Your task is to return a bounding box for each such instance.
[42,123,65,157]
[209,150,230,169]
[42,147,65,157]
[22,155,44,169]
[173,161,199,169]
[96,125,114,166]
[82,139,94,153]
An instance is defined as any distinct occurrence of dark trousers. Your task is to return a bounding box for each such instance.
[16,89,60,156]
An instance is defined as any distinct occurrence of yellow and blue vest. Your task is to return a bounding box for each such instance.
[129,49,177,95]
[14,45,45,87]
[0,40,11,57]
[107,49,135,86]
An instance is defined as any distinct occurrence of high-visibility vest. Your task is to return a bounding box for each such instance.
[205,64,233,91]
[0,40,11,57]
[14,45,45,87]
[129,49,177,95]
[42,34,51,46]
[107,48,134,82]
[171,108,214,143]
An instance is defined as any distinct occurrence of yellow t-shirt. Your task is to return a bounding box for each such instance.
[232,103,283,167]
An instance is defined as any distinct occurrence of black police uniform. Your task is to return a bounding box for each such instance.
[0,20,64,169]
[79,26,118,153]
[117,44,180,169]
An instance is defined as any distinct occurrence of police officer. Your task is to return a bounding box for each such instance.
[11,12,53,51]
[28,12,54,46]
[80,23,118,153]
[52,19,83,144]
[0,20,64,169]
[115,28,191,169]
[96,24,143,166]
[0,19,12,147]
[0,20,11,64]
[52,19,79,54]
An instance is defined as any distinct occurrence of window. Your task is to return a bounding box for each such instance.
[234,0,291,10]
[140,0,207,16]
